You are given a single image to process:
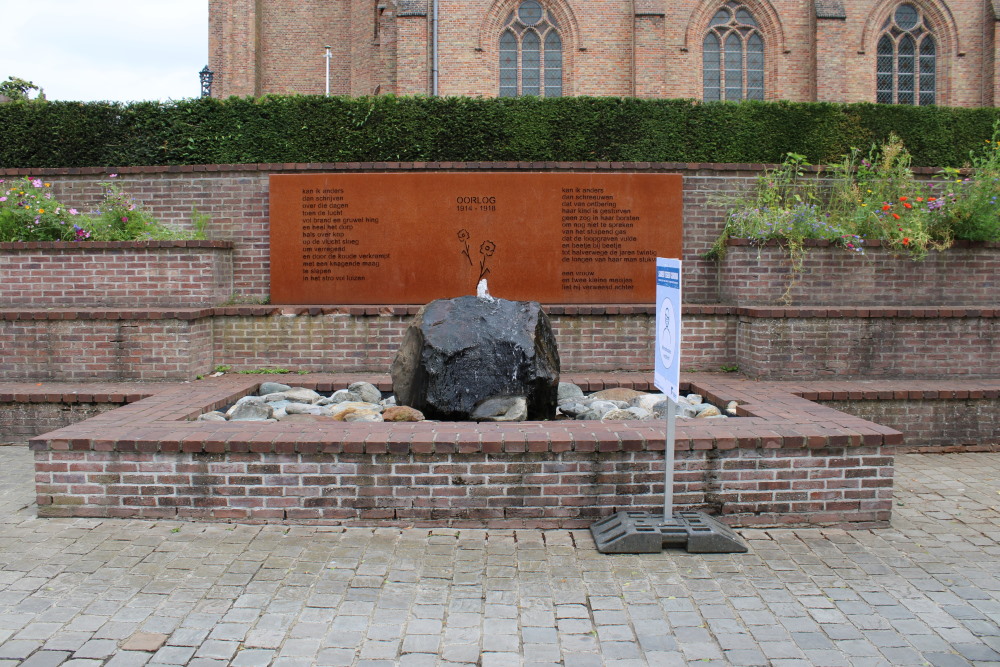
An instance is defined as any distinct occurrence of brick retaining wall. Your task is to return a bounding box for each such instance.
[2,162,762,305]
[736,308,1000,379]
[824,399,1000,452]
[0,311,215,382]
[721,240,1000,307]
[0,241,234,308]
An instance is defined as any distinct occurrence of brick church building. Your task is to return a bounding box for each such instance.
[209,0,1000,107]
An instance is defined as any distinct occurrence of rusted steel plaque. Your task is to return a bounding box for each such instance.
[269,173,682,304]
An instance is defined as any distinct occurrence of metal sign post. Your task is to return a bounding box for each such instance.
[663,397,676,519]
[590,257,747,554]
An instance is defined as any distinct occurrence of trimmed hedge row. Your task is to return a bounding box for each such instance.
[2,96,999,169]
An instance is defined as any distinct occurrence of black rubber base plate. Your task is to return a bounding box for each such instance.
[590,511,749,554]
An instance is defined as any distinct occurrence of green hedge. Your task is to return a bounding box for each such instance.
[2,96,999,169]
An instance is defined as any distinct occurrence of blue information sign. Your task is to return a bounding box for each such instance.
[654,258,682,402]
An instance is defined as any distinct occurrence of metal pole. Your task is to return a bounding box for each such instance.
[324,46,332,96]
[664,398,676,519]
[432,0,439,95]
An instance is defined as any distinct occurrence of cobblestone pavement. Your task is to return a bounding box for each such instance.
[0,445,998,667]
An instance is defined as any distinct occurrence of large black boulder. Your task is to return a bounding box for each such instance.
[390,296,560,421]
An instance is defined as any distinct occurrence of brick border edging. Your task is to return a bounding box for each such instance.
[0,240,233,250]
[1,305,997,321]
[28,375,902,455]
[7,375,999,406]
[0,161,955,177]
[726,238,1000,250]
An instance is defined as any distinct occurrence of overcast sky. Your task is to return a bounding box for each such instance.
[1,0,208,103]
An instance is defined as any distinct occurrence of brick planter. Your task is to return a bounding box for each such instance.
[29,376,901,529]
[719,240,1000,307]
[0,240,234,307]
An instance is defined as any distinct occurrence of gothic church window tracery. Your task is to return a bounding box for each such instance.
[499,0,562,97]
[876,3,936,105]
[702,1,765,101]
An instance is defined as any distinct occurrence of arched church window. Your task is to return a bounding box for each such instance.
[703,2,764,101]
[876,4,935,105]
[499,0,562,97]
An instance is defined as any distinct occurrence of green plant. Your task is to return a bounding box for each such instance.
[2,97,1000,169]
[190,207,211,240]
[932,123,1000,243]
[85,177,175,241]
[0,76,43,101]
[720,364,740,373]
[718,153,857,276]
[213,365,231,373]
[237,367,294,375]
[716,130,1000,266]
[0,177,89,242]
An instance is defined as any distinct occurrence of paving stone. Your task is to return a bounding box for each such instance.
[121,632,169,652]
[19,651,73,667]
[104,645,156,665]
[72,639,118,660]
[1,449,1000,667]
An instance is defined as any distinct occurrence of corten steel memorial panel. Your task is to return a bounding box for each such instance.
[269,173,682,304]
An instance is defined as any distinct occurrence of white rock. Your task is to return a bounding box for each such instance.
[227,397,273,421]
[348,381,382,404]
[630,394,665,412]
[282,387,323,404]
[284,403,330,416]
[197,411,228,422]
[258,382,292,395]
[601,408,636,421]
[342,410,384,422]
[558,382,585,402]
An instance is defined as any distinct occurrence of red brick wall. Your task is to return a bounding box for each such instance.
[0,314,215,382]
[720,241,1000,307]
[0,242,233,308]
[31,445,892,528]
[737,309,1000,379]
[7,162,756,305]
[208,0,998,106]
[28,376,900,528]
[824,398,1000,452]
[210,307,735,375]
[1,403,120,440]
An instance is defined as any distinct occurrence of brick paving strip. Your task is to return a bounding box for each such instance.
[1,444,998,666]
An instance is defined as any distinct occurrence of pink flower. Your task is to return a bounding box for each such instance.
[31,179,43,188]
[109,173,118,178]
[69,208,78,215]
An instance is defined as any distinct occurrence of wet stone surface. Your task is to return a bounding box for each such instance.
[1,444,998,666]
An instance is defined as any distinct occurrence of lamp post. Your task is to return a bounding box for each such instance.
[199,66,214,98]
[324,46,332,96]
